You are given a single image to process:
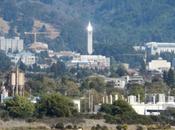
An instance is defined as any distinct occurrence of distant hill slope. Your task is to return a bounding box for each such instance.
[1,0,175,55]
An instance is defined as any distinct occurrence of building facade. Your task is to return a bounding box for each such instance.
[128,94,175,115]
[0,37,24,53]
[69,55,110,70]
[147,58,171,72]
[146,42,175,55]
[8,51,36,66]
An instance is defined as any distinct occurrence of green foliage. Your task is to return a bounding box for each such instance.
[26,76,57,95]
[145,81,168,94]
[136,126,144,130]
[101,100,154,124]
[163,69,175,87]
[58,77,80,97]
[5,96,35,118]
[0,51,12,72]
[116,65,127,77]
[91,125,109,130]
[50,61,67,78]
[127,84,145,102]
[55,122,64,129]
[116,124,128,130]
[160,107,175,125]
[101,100,136,116]
[81,76,106,93]
[36,93,77,117]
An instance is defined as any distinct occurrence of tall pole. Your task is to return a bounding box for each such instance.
[88,90,91,112]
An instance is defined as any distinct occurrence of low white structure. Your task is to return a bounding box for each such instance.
[29,42,48,53]
[69,55,110,70]
[0,37,24,53]
[128,94,175,115]
[48,50,80,58]
[0,83,8,103]
[147,58,171,72]
[8,51,36,66]
[73,99,81,112]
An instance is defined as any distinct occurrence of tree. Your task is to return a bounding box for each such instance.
[5,96,35,118]
[167,69,175,87]
[81,77,106,93]
[36,93,77,117]
[116,65,127,77]
[127,84,145,102]
[0,51,12,72]
[100,100,136,116]
[145,81,168,94]
[160,107,175,125]
[26,76,57,95]
[59,78,80,97]
[50,61,67,77]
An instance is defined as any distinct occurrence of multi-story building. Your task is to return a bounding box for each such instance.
[147,58,171,72]
[0,37,24,53]
[146,42,175,55]
[105,77,126,89]
[7,51,36,66]
[69,55,110,70]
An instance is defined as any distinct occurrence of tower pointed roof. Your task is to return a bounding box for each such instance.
[87,21,93,32]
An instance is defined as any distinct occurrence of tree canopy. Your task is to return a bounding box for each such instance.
[5,96,35,118]
[36,93,77,117]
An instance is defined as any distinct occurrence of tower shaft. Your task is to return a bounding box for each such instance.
[87,31,93,55]
[87,22,93,55]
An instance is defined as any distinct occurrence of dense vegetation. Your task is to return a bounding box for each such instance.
[36,93,77,117]
[0,51,12,72]
[100,100,152,124]
[5,96,35,118]
[0,93,77,119]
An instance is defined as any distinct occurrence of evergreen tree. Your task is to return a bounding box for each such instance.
[167,69,175,87]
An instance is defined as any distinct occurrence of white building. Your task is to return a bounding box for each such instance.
[105,77,126,89]
[146,42,175,55]
[147,58,171,72]
[0,37,24,53]
[73,99,81,112]
[8,51,36,66]
[128,94,175,115]
[0,83,8,103]
[128,75,145,85]
[69,55,110,70]
[29,42,48,53]
[87,22,93,55]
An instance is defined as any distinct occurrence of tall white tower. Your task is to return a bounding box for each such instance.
[87,21,93,55]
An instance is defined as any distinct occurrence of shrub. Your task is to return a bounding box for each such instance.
[66,125,73,129]
[116,125,122,130]
[5,96,35,118]
[36,93,77,117]
[55,122,64,129]
[136,125,143,130]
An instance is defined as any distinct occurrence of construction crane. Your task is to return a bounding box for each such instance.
[24,31,58,43]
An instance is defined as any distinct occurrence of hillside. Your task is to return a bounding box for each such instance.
[1,0,175,57]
